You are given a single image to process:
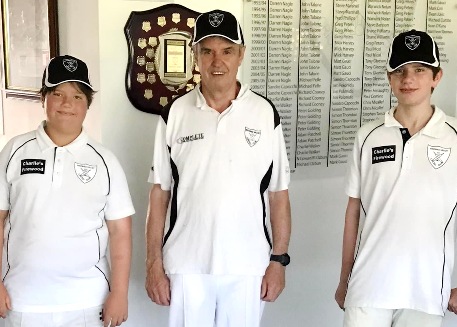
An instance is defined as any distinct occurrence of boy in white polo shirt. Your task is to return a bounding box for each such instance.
[0,55,134,327]
[335,30,457,326]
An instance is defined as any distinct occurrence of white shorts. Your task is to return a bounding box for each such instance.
[168,274,265,327]
[5,305,103,327]
[344,307,443,327]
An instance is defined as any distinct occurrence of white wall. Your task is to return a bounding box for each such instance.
[0,0,457,326]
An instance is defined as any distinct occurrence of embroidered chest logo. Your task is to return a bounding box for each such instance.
[245,127,261,147]
[405,35,420,50]
[74,163,97,183]
[372,145,396,164]
[177,133,204,144]
[427,145,451,169]
[21,159,46,175]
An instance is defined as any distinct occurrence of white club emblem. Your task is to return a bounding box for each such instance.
[405,35,420,50]
[63,58,78,72]
[74,162,97,183]
[427,145,450,169]
[245,127,261,147]
[209,13,224,27]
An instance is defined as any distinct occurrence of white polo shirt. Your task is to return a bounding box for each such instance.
[345,106,457,316]
[149,84,290,276]
[0,122,135,312]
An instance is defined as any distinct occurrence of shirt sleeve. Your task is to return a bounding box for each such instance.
[0,139,13,210]
[104,154,135,220]
[268,123,290,192]
[345,131,362,199]
[148,117,172,190]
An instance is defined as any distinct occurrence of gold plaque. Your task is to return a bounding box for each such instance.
[146,48,155,59]
[144,89,153,99]
[157,16,166,27]
[146,62,155,72]
[147,74,156,84]
[142,21,151,32]
[172,13,181,24]
[154,31,195,90]
[137,73,146,83]
[187,18,195,28]
[148,37,158,47]
[160,97,168,107]
[138,38,147,49]
[186,84,194,92]
[193,74,201,84]
[137,56,146,66]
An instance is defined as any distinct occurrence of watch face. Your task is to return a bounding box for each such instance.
[282,253,290,266]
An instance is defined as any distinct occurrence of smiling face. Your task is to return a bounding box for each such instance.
[42,82,89,137]
[194,36,245,94]
[388,63,442,108]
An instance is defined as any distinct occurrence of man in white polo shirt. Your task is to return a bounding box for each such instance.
[335,30,457,326]
[0,55,135,327]
[145,9,291,327]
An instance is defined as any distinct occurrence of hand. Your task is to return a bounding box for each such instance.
[102,291,128,326]
[145,260,171,306]
[335,282,347,310]
[261,262,285,302]
[448,288,457,314]
[0,282,11,319]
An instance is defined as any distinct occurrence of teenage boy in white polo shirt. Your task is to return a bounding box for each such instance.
[0,55,134,327]
[145,9,291,327]
[335,30,457,326]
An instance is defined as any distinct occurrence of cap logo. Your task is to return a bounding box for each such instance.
[63,58,78,72]
[209,12,224,27]
[405,35,420,50]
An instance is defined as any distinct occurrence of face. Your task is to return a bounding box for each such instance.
[194,37,245,93]
[388,63,442,108]
[42,82,88,135]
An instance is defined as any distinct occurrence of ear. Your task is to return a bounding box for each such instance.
[238,46,246,66]
[430,68,443,91]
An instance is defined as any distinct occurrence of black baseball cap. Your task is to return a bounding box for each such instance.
[42,55,93,90]
[192,9,244,46]
[386,30,440,72]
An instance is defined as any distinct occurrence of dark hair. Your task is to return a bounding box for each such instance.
[39,82,95,106]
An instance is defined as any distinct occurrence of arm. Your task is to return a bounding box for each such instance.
[103,216,132,327]
[145,184,171,306]
[0,210,10,319]
[448,288,457,313]
[261,189,291,302]
[335,196,361,310]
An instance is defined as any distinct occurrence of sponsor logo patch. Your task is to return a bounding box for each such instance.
[427,145,450,169]
[372,145,396,164]
[74,163,97,183]
[21,159,45,175]
[177,133,204,144]
[245,127,261,147]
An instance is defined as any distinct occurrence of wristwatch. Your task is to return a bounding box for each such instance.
[270,253,290,266]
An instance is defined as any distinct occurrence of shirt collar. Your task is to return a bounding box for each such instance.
[384,106,447,138]
[195,82,249,110]
[36,121,89,154]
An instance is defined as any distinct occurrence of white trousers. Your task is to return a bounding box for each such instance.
[5,305,103,327]
[168,274,265,327]
[344,307,443,327]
